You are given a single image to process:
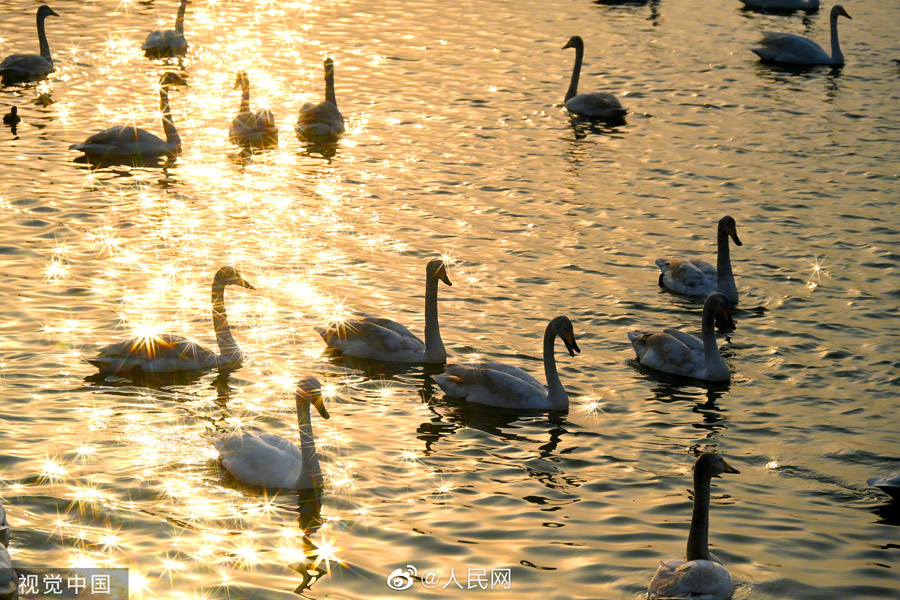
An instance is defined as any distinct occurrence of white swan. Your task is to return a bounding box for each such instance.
[432,316,580,410]
[868,473,900,501]
[656,216,742,305]
[87,266,254,378]
[648,453,740,600]
[211,376,329,490]
[142,0,189,59]
[629,293,734,383]
[316,259,451,363]
[0,5,59,84]
[740,0,818,10]
[561,35,627,119]
[229,70,278,148]
[70,72,185,161]
[295,58,345,143]
[0,501,8,547]
[751,4,851,65]
[0,544,15,600]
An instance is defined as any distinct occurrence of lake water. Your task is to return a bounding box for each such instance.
[1,0,898,598]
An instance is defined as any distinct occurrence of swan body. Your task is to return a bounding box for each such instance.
[0,5,59,84]
[629,293,734,382]
[142,0,189,58]
[752,5,851,65]
[0,544,15,600]
[211,376,330,490]
[229,70,278,148]
[433,315,580,410]
[648,453,740,600]
[88,266,254,378]
[316,259,451,363]
[562,35,627,119]
[3,107,19,127]
[70,72,185,161]
[0,502,8,547]
[657,216,742,305]
[868,473,900,500]
[296,58,345,143]
[740,0,818,10]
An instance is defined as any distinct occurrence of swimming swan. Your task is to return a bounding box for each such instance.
[629,293,734,383]
[295,58,345,143]
[229,70,278,148]
[740,0,818,10]
[0,544,15,600]
[316,259,452,363]
[70,72,185,161]
[142,0,189,59]
[87,266,254,378]
[648,453,740,600]
[3,107,20,128]
[211,376,329,490]
[562,35,627,119]
[0,501,8,547]
[868,473,900,501]
[656,216,742,305]
[433,315,580,410]
[751,4,851,65]
[0,5,59,84]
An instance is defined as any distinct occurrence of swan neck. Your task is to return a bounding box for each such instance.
[701,299,720,361]
[175,0,188,33]
[424,276,446,362]
[212,285,241,365]
[239,80,250,114]
[543,324,567,409]
[686,470,712,561]
[565,44,583,103]
[37,11,52,62]
[830,11,843,64]
[160,85,179,144]
[325,71,337,107]
[296,400,322,488]
[716,229,735,299]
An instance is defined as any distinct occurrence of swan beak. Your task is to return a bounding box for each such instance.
[563,332,580,357]
[438,269,452,286]
[239,277,255,290]
[49,8,60,17]
[562,41,572,50]
[311,391,330,419]
[839,7,852,18]
[722,459,740,474]
[729,225,742,247]
[720,305,736,330]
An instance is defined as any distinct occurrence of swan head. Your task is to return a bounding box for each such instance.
[296,376,330,419]
[696,452,740,479]
[562,35,584,51]
[705,293,735,329]
[718,215,742,246]
[37,5,59,19]
[323,58,335,78]
[427,258,452,287]
[159,72,188,88]
[831,4,851,19]
[233,70,249,90]
[213,266,255,290]
[550,315,580,357]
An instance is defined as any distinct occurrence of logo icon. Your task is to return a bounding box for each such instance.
[386,565,417,591]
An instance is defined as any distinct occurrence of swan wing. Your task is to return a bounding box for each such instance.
[0,53,54,81]
[296,101,345,140]
[648,558,734,600]
[628,330,698,375]
[230,110,279,144]
[657,258,716,297]
[87,333,217,374]
[565,92,627,118]
[70,126,169,156]
[316,318,425,362]
[0,545,16,600]
[753,32,829,63]
[869,473,900,499]
[434,363,550,409]
[142,30,188,55]
[211,430,303,489]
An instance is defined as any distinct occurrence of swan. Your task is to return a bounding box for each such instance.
[295,58,345,143]
[868,473,900,500]
[211,376,329,490]
[648,453,740,600]
[432,316,580,410]
[0,5,59,84]
[316,258,451,363]
[70,72,185,161]
[629,293,734,383]
[229,70,278,148]
[0,501,8,547]
[656,216,743,305]
[2,107,19,127]
[751,5,851,65]
[0,544,15,600]
[142,0,189,59]
[87,266,254,378]
[561,35,627,119]
[740,0,818,10]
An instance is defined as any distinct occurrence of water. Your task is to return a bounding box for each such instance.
[1,0,898,597]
